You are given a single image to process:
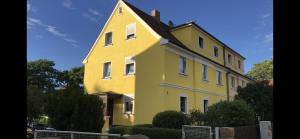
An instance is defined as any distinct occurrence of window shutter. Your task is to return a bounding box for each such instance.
[126,23,136,37]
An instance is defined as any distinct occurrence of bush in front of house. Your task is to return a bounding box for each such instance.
[188,109,206,126]
[204,100,256,127]
[152,110,190,129]
[109,125,182,139]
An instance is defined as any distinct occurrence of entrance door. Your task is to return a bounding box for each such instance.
[107,98,114,126]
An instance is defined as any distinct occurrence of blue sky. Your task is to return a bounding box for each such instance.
[27,0,273,73]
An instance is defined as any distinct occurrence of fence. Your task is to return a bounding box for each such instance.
[234,125,260,139]
[34,130,121,139]
[182,125,212,139]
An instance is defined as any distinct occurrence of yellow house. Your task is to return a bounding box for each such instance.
[83,0,252,131]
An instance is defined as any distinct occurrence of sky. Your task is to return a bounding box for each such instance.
[27,0,273,73]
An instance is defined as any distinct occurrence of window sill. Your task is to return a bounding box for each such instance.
[125,36,136,40]
[202,79,209,82]
[124,73,135,76]
[179,73,188,77]
[104,43,113,47]
[102,77,112,80]
[216,84,224,86]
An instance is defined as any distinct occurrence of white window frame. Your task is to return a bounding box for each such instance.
[180,94,188,114]
[202,64,208,81]
[124,56,136,75]
[231,76,235,88]
[216,70,222,85]
[203,98,209,113]
[179,56,187,75]
[104,32,113,46]
[125,23,136,40]
[102,61,112,79]
[214,46,219,57]
[122,95,134,115]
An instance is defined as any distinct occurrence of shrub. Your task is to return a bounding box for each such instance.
[204,100,256,127]
[109,126,181,139]
[189,109,206,126]
[152,110,189,129]
[109,126,133,135]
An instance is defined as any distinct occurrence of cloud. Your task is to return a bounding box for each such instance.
[27,2,31,12]
[253,13,272,30]
[27,17,79,47]
[27,0,37,12]
[47,26,66,37]
[62,0,75,10]
[83,8,103,23]
[263,33,273,43]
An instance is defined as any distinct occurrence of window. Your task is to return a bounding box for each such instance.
[103,62,111,78]
[126,23,136,39]
[204,99,208,113]
[199,37,204,48]
[238,60,241,69]
[228,54,232,64]
[214,47,218,57]
[216,70,222,85]
[242,80,245,87]
[202,64,208,81]
[124,101,133,113]
[125,57,135,75]
[179,56,186,74]
[231,77,235,88]
[180,96,187,113]
[105,32,112,45]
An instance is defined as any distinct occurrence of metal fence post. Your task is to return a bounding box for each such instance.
[34,130,37,139]
[71,132,74,139]
[215,127,219,139]
[182,126,185,139]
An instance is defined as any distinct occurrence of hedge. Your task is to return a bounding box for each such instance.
[152,110,189,129]
[109,125,182,139]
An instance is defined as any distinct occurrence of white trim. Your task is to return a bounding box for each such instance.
[82,0,162,64]
[179,94,188,114]
[102,61,112,79]
[82,1,120,64]
[160,82,226,97]
[124,56,136,75]
[125,22,136,40]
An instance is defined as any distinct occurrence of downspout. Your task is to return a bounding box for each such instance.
[193,57,196,109]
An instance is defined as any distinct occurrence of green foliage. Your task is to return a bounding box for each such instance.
[45,86,105,132]
[109,126,182,139]
[58,66,84,88]
[235,80,273,121]
[27,59,60,92]
[247,59,273,81]
[204,100,256,127]
[27,85,45,123]
[152,110,190,129]
[189,109,206,126]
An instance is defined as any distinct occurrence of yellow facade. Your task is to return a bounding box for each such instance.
[83,0,251,131]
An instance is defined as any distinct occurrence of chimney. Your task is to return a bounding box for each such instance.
[151,9,160,21]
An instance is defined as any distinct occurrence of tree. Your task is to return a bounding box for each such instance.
[58,66,84,88]
[235,80,273,121]
[27,59,60,92]
[247,59,273,81]
[204,100,256,127]
[27,85,45,124]
[45,86,105,132]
